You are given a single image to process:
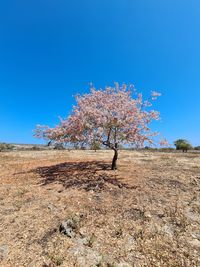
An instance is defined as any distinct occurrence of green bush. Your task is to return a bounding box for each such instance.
[0,143,14,152]
[174,139,192,152]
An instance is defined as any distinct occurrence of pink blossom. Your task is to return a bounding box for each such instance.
[34,83,165,169]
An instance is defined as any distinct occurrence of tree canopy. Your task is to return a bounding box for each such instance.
[35,84,166,169]
[174,139,192,152]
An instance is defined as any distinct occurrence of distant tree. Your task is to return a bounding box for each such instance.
[174,139,192,152]
[90,141,101,151]
[194,146,200,150]
[35,84,165,170]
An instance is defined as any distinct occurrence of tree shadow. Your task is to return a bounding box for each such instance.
[35,161,133,192]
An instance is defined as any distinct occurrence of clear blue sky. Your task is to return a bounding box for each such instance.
[0,0,200,146]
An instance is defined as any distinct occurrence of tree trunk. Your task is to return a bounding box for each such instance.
[111,148,118,170]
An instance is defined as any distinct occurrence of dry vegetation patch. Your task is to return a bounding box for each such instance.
[0,150,200,266]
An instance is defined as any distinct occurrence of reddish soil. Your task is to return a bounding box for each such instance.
[0,150,200,266]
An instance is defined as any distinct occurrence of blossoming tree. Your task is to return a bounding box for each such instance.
[35,84,166,170]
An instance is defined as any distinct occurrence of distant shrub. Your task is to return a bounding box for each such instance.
[90,141,101,151]
[144,146,158,151]
[194,146,200,150]
[31,145,41,151]
[0,143,14,152]
[174,139,192,152]
[54,143,65,150]
[143,147,175,153]
[159,147,175,152]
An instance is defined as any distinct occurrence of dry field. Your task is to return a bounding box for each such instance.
[0,150,200,267]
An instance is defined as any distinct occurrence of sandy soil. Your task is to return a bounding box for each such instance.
[0,150,200,267]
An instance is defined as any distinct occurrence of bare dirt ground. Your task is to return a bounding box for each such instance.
[0,150,200,267]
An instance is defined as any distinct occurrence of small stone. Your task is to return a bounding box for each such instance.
[144,211,152,219]
[162,224,174,237]
[0,245,9,260]
[76,237,89,246]
[69,243,102,266]
[59,219,77,238]
[79,227,87,237]
[189,238,200,248]
[47,204,54,211]
[157,213,165,218]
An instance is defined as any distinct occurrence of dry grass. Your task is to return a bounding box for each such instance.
[0,150,200,266]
